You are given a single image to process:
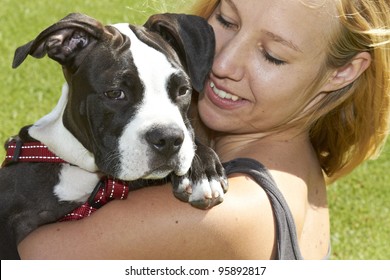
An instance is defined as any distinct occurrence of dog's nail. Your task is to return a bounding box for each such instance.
[222,179,229,192]
[205,193,213,199]
[185,185,192,194]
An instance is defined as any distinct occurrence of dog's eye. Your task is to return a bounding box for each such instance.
[178,86,191,96]
[104,90,125,100]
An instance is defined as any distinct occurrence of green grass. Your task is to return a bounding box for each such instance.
[1,0,389,260]
[328,146,390,259]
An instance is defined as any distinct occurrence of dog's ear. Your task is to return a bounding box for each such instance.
[12,13,106,71]
[144,13,215,93]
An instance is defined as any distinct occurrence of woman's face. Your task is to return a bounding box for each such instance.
[198,0,336,134]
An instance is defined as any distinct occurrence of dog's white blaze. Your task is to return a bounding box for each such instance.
[54,164,101,202]
[28,84,98,172]
[113,24,195,179]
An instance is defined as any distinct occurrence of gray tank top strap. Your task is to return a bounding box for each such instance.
[223,158,304,260]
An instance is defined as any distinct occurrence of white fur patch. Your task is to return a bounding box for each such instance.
[54,164,101,202]
[176,176,225,203]
[189,178,225,203]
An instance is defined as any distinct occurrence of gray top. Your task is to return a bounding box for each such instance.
[223,158,330,260]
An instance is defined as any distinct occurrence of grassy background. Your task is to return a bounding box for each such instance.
[1,0,389,259]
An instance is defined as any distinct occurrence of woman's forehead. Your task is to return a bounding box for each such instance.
[236,0,338,50]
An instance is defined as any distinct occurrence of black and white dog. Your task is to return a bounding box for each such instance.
[0,13,227,259]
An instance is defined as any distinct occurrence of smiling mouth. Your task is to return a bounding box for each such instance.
[210,81,241,101]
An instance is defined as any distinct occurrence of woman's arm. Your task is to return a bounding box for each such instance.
[18,176,278,260]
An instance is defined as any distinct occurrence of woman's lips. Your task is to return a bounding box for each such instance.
[205,81,247,109]
[210,81,241,101]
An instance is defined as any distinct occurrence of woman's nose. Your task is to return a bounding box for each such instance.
[212,37,246,81]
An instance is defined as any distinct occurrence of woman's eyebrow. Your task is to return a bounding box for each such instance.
[225,0,303,53]
[263,30,303,53]
[224,0,240,14]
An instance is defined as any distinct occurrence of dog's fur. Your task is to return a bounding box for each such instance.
[0,13,227,260]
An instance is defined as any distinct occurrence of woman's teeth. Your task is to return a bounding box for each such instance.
[210,82,240,101]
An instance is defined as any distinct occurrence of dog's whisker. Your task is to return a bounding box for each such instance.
[102,150,122,175]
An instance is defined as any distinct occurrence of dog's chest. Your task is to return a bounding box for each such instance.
[54,164,101,202]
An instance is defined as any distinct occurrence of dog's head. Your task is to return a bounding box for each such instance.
[12,13,215,180]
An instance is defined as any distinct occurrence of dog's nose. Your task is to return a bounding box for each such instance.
[145,126,184,157]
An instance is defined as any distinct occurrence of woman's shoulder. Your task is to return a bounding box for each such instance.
[222,137,329,259]
[248,152,329,259]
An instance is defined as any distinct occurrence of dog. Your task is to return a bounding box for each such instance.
[0,13,228,260]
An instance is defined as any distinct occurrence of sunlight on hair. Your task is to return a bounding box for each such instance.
[123,0,196,23]
[299,0,329,9]
[366,28,390,47]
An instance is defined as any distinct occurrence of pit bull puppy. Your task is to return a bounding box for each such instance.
[0,13,227,259]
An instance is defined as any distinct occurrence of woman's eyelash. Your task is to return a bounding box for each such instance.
[261,49,286,66]
[216,14,235,29]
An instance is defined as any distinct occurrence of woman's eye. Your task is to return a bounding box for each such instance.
[216,14,236,29]
[261,49,286,66]
[104,90,125,100]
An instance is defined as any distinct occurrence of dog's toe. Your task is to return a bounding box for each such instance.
[188,177,226,209]
[172,176,192,202]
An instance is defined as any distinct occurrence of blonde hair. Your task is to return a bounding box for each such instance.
[189,0,390,183]
[309,0,390,182]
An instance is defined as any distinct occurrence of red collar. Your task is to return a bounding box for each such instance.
[3,139,130,221]
[4,139,66,165]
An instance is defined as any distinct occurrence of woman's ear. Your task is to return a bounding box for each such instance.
[321,52,371,92]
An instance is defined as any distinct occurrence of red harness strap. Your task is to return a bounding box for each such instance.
[59,177,130,221]
[3,139,130,221]
[4,140,66,164]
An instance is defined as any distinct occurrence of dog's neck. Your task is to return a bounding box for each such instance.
[28,83,98,172]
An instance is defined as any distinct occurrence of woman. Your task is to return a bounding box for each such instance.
[18,0,390,259]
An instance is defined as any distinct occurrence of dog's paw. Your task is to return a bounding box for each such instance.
[172,174,228,209]
[171,142,228,209]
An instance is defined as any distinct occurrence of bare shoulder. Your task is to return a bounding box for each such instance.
[266,163,330,259]
[18,176,278,259]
